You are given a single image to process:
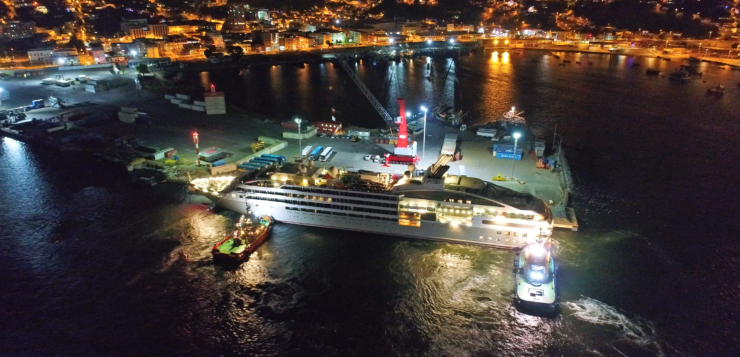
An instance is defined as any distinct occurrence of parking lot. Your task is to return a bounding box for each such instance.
[268,120,565,205]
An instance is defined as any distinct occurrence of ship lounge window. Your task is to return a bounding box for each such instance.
[505,232,510,236]
[523,234,528,238]
[497,231,502,235]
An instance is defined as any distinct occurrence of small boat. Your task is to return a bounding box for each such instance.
[718,65,728,69]
[669,68,691,81]
[646,68,660,76]
[553,55,560,59]
[575,61,581,65]
[212,215,274,264]
[562,60,571,64]
[706,84,725,97]
[514,240,558,314]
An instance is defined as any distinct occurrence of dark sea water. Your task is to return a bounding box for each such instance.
[2,51,740,356]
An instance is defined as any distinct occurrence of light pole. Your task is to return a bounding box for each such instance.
[193,131,200,166]
[554,133,563,169]
[511,132,520,180]
[421,106,427,169]
[708,31,712,40]
[295,118,302,161]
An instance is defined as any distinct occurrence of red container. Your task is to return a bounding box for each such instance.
[165,149,178,158]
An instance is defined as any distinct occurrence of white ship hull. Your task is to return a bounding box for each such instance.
[210,194,545,249]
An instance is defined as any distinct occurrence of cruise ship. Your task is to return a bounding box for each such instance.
[190,159,553,249]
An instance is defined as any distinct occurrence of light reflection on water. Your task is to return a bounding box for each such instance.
[3,48,740,355]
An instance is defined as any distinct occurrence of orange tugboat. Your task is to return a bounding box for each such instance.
[212,215,273,264]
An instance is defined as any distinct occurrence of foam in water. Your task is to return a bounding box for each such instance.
[564,297,660,350]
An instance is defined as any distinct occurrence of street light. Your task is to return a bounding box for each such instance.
[511,132,521,180]
[708,31,712,40]
[421,106,428,170]
[193,131,200,166]
[295,118,302,161]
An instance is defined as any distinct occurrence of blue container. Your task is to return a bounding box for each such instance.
[493,144,523,154]
[496,152,522,160]
[212,159,226,167]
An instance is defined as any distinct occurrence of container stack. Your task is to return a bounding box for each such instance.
[493,144,523,160]
[534,140,546,158]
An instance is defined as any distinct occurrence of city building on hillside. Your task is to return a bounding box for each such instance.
[228,2,250,32]
[0,21,36,41]
[12,0,33,7]
[129,24,169,39]
[27,48,54,64]
[204,32,225,49]
[166,20,218,33]
[255,9,271,22]
[282,33,310,51]
[86,47,107,64]
[253,29,279,50]
[121,18,149,33]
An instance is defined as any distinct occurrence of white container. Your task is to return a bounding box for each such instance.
[192,106,205,112]
[176,94,190,100]
[178,103,192,109]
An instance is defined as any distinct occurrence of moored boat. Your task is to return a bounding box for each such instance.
[514,240,558,314]
[212,215,274,263]
[706,84,725,97]
[669,68,691,81]
[646,68,660,76]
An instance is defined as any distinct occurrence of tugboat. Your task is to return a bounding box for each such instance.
[514,239,558,314]
[212,215,274,264]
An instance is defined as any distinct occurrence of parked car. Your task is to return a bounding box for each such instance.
[363,155,371,161]
[372,155,380,163]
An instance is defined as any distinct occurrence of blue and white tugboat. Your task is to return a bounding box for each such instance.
[514,238,558,314]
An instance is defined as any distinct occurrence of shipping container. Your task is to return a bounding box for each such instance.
[199,147,227,162]
[495,152,523,160]
[211,159,226,167]
[493,144,523,154]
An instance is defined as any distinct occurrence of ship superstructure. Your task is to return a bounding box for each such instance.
[191,159,553,249]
